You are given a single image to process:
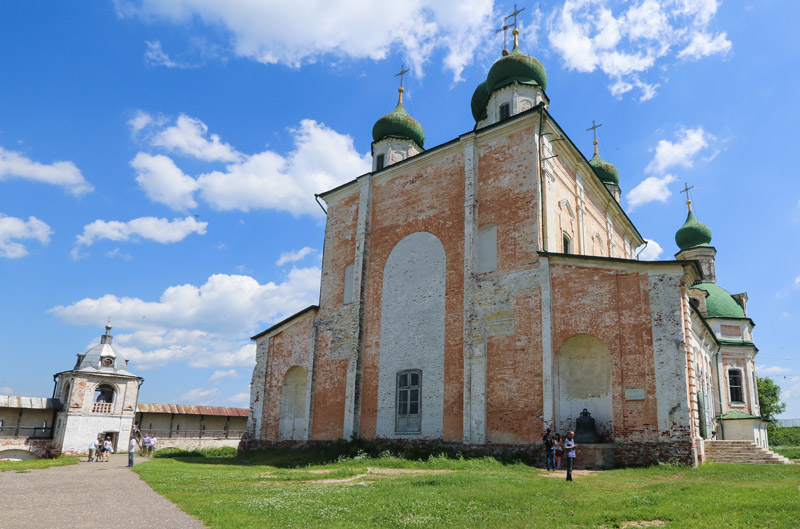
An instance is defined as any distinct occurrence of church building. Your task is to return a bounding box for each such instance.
[243,26,776,466]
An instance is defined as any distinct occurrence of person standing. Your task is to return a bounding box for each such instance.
[554,433,564,470]
[88,438,98,462]
[542,428,556,472]
[150,434,158,457]
[103,437,113,462]
[141,433,152,457]
[563,430,578,482]
[127,434,137,467]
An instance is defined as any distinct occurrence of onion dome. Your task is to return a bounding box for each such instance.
[372,88,425,149]
[691,283,745,318]
[471,81,490,122]
[675,203,712,250]
[470,29,547,122]
[588,152,619,185]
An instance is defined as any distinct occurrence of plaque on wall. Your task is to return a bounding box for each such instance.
[625,388,646,400]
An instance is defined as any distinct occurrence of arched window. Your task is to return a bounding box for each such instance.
[396,370,421,433]
[94,384,115,403]
[562,233,572,254]
[499,102,510,121]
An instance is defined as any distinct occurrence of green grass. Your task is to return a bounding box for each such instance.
[0,455,79,472]
[772,446,800,461]
[134,447,800,529]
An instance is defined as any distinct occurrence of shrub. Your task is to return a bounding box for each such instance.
[768,426,800,447]
[153,446,238,459]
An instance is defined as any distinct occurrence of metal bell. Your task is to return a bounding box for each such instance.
[574,408,600,443]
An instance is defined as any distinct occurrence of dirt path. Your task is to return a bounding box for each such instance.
[0,454,205,529]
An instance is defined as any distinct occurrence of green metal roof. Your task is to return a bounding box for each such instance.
[372,96,425,148]
[470,39,547,122]
[588,152,619,185]
[719,410,760,420]
[692,282,746,318]
[675,208,712,250]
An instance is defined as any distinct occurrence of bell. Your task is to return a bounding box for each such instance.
[574,408,600,443]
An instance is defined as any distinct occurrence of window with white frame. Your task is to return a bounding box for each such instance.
[396,370,421,433]
[728,369,744,404]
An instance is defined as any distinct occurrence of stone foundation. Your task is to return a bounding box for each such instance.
[0,438,59,459]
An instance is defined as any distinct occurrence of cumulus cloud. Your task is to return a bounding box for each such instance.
[646,127,711,174]
[49,267,320,369]
[180,387,220,404]
[131,153,200,210]
[637,238,664,261]
[117,0,493,81]
[0,147,93,195]
[756,365,791,375]
[210,369,238,381]
[0,214,52,258]
[276,247,317,266]
[72,216,207,259]
[152,114,242,162]
[626,174,677,211]
[133,117,370,216]
[547,0,731,100]
[626,127,714,211]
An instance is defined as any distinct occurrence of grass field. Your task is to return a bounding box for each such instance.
[134,447,800,529]
[772,446,800,461]
[0,455,78,472]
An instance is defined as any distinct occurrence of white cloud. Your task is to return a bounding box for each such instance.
[105,248,133,260]
[131,153,199,210]
[547,0,731,100]
[180,387,220,404]
[117,0,493,81]
[74,216,207,257]
[637,238,664,261]
[144,40,179,68]
[197,119,370,216]
[626,174,677,211]
[129,110,155,135]
[276,247,317,266]
[0,386,13,395]
[794,276,800,288]
[152,114,241,162]
[226,392,250,403]
[132,117,369,216]
[646,127,712,174]
[678,32,731,60]
[0,146,93,195]
[210,369,237,381]
[0,214,52,259]
[49,267,320,369]
[756,365,791,375]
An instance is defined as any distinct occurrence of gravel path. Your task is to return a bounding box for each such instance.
[0,454,206,529]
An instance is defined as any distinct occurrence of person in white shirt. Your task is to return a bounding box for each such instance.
[88,439,99,462]
[103,438,113,462]
[150,435,157,456]
[127,435,137,467]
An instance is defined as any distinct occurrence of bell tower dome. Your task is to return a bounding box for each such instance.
[371,65,424,171]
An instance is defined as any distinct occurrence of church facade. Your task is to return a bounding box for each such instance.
[243,29,768,466]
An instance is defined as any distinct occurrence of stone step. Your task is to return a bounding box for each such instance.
[703,440,794,465]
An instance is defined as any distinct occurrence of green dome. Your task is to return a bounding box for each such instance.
[372,96,425,148]
[675,208,712,250]
[486,45,547,94]
[470,80,490,122]
[691,283,745,318]
[588,152,619,185]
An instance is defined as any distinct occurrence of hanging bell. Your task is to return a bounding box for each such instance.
[574,408,600,443]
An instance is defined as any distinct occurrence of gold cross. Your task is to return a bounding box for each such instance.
[394,64,410,89]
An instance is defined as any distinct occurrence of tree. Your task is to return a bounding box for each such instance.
[757,376,786,422]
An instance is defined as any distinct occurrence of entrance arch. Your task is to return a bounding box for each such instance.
[554,334,613,439]
[278,366,308,441]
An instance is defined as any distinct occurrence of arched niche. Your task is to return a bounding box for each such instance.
[377,231,446,439]
[93,384,115,403]
[278,366,308,441]
[554,334,613,439]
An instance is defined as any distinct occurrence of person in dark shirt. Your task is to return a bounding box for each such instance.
[542,428,556,471]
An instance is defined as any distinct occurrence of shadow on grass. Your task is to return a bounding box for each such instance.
[152,439,548,469]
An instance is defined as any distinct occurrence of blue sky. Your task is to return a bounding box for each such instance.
[1,0,799,417]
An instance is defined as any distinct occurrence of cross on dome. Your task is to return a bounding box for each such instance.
[586,120,603,154]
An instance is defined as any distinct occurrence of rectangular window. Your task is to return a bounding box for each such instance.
[396,370,421,433]
[477,224,497,273]
[499,103,510,121]
[376,154,385,170]
[562,234,571,254]
[728,369,744,403]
